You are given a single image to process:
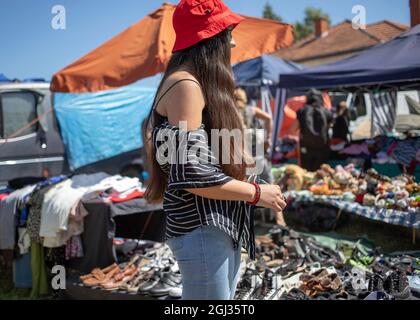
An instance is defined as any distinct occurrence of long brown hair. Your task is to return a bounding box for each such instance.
[143,29,247,202]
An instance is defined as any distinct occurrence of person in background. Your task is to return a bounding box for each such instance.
[332,101,350,144]
[295,89,333,172]
[234,88,286,226]
[234,87,273,153]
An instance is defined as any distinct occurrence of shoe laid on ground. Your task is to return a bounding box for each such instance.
[276,258,305,278]
[251,270,282,300]
[126,270,155,294]
[137,272,161,295]
[368,272,385,292]
[81,265,121,287]
[235,268,261,300]
[149,271,182,297]
[280,288,310,300]
[383,271,411,300]
[341,269,369,299]
[168,285,182,299]
[407,275,420,298]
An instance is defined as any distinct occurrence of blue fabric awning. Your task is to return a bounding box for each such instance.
[54,85,156,170]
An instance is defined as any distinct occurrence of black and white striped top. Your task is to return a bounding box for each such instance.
[152,120,256,260]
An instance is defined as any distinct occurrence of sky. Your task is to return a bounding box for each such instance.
[0,0,411,86]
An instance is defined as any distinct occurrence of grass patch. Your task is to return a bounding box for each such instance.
[0,262,32,300]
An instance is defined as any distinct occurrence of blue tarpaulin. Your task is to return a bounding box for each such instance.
[279,25,420,89]
[233,55,302,86]
[0,73,10,82]
[54,85,156,170]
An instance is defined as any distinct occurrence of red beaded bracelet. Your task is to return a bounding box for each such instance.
[247,182,261,206]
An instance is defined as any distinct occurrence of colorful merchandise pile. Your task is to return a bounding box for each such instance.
[272,164,420,229]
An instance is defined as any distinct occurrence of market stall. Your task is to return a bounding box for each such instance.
[272,25,420,178]
[3,170,418,300]
[272,163,420,244]
[0,173,163,298]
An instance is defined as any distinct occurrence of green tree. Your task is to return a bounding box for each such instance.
[263,2,282,22]
[294,7,331,41]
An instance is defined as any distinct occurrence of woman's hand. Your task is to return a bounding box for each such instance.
[257,184,287,211]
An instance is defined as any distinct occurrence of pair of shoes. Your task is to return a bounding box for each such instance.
[149,271,182,297]
[101,264,138,291]
[383,270,411,300]
[80,264,120,287]
[138,266,181,297]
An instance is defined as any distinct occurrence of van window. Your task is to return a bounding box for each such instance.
[0,92,37,139]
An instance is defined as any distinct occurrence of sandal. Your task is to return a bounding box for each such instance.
[82,265,121,287]
[127,270,155,294]
[79,263,118,281]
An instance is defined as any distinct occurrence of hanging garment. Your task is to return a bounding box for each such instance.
[370,91,397,137]
[30,241,50,298]
[0,185,36,250]
[390,138,420,166]
[27,184,57,244]
[39,172,109,248]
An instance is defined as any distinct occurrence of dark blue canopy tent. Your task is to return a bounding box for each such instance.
[273,25,420,155]
[279,25,420,90]
[233,55,302,87]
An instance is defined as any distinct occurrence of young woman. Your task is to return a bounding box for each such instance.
[143,0,286,300]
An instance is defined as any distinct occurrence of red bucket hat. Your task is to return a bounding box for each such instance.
[172,0,245,52]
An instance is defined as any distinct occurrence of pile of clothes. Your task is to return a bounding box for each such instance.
[0,173,146,254]
[273,164,419,213]
[77,243,182,299]
[0,173,148,298]
[235,225,420,300]
[338,135,420,168]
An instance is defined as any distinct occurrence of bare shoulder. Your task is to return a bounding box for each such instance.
[165,71,203,99]
[157,71,205,130]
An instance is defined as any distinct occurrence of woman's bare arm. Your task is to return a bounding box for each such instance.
[253,107,273,138]
[186,180,255,202]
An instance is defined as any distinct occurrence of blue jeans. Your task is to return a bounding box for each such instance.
[167,225,242,300]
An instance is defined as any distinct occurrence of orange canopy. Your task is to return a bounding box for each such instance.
[51,3,294,93]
